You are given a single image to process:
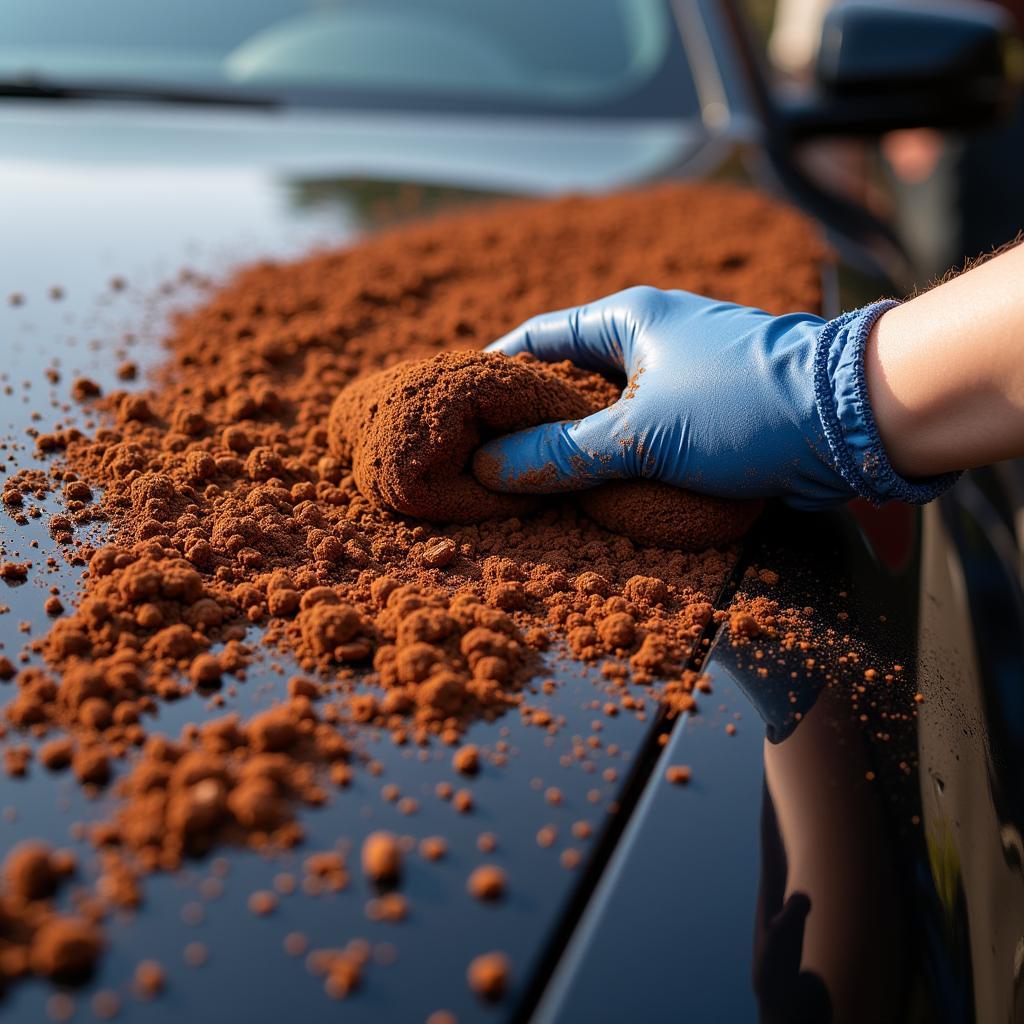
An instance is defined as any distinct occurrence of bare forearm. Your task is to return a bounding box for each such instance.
[866,242,1024,478]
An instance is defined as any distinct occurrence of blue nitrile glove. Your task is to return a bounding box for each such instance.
[476,286,960,510]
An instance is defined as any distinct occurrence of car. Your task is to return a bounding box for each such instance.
[1,1,1020,1021]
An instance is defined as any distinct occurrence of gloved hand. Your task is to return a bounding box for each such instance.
[476,286,959,510]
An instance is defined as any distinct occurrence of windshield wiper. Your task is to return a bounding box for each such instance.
[0,76,280,109]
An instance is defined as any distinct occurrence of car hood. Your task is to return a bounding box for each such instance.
[0,98,723,1024]
[0,100,706,294]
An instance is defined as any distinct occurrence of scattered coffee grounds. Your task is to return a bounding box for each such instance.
[248,890,278,916]
[90,989,121,1020]
[467,951,511,1000]
[308,944,365,999]
[5,841,73,903]
[560,849,582,871]
[89,725,315,871]
[0,842,99,989]
[419,836,447,861]
[426,1011,457,1024]
[452,743,480,776]
[30,916,104,982]
[183,941,207,967]
[665,764,692,786]
[134,959,166,999]
[365,891,407,923]
[466,865,506,901]
[0,181,825,1002]
[45,993,75,1023]
[536,826,557,849]
[274,872,297,895]
[0,561,29,582]
[305,851,349,893]
[361,831,402,885]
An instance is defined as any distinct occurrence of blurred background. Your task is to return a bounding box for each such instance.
[746,0,1024,283]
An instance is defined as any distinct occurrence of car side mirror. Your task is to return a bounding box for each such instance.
[783,0,1020,138]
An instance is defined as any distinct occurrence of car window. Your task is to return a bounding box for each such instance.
[0,0,698,117]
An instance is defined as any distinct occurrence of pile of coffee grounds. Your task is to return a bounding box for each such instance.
[577,481,763,551]
[329,350,617,523]
[331,349,760,551]
[28,180,822,713]
[2,181,826,999]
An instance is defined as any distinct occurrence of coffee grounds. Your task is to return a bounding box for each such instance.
[4,842,74,904]
[419,836,447,861]
[467,951,510,1000]
[30,917,104,981]
[134,959,166,999]
[329,351,614,523]
[1,181,825,999]
[0,842,101,989]
[452,743,480,775]
[578,481,763,551]
[426,1012,457,1024]
[332,350,760,551]
[361,831,402,885]
[466,864,506,901]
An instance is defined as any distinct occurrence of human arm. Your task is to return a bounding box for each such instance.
[866,241,1024,477]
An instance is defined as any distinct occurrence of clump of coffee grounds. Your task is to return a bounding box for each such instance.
[329,350,614,523]
[0,842,104,990]
[576,481,762,551]
[3,181,824,994]
[330,349,760,552]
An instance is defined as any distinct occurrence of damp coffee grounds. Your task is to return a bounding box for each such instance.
[328,350,612,524]
[577,481,763,551]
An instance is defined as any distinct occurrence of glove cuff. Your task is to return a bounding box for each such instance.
[814,300,961,506]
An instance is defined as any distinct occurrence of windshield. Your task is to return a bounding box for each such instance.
[0,0,699,117]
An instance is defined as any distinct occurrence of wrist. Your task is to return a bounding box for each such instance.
[864,306,929,478]
[864,244,1024,476]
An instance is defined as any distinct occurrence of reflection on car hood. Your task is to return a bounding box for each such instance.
[0,99,705,304]
[0,100,703,185]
